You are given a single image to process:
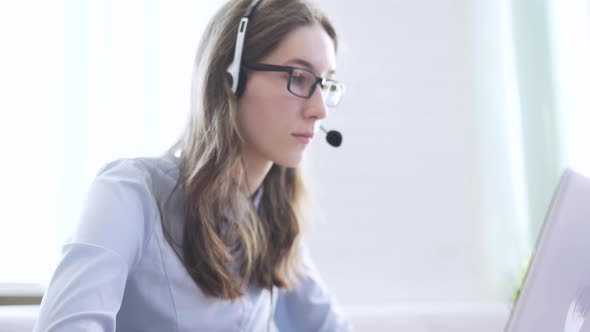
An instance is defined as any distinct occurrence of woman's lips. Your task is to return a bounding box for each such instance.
[292,132,313,144]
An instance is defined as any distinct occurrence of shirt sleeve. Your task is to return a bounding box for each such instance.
[33,159,156,332]
[273,242,354,332]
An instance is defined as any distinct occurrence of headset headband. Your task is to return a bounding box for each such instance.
[226,0,262,95]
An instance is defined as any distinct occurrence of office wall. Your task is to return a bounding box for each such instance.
[304,0,525,306]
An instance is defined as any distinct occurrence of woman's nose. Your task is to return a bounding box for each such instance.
[303,85,328,120]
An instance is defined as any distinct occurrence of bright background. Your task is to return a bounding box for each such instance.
[1,0,590,311]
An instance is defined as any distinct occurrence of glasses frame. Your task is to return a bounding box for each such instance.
[242,63,344,106]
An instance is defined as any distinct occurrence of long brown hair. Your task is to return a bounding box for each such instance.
[161,0,338,300]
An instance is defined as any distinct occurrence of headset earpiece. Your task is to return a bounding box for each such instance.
[226,72,234,88]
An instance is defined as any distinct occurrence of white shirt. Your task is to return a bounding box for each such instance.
[33,155,353,332]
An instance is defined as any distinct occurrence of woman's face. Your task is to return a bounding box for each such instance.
[236,23,337,168]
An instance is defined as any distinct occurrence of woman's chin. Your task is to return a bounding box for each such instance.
[272,153,304,168]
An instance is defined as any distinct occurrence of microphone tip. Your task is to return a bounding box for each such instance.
[326,130,342,147]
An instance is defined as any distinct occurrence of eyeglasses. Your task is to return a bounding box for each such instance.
[242,63,344,107]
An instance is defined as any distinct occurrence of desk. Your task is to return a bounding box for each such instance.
[346,303,511,332]
[0,303,511,332]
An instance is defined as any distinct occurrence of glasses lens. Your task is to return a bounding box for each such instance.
[287,69,344,107]
[288,69,317,97]
[322,80,342,107]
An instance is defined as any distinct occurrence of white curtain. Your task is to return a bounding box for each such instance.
[0,1,64,285]
[470,0,534,300]
[477,0,590,300]
[549,0,590,173]
[482,0,590,300]
[0,0,224,287]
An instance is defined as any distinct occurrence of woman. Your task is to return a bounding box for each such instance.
[34,0,351,331]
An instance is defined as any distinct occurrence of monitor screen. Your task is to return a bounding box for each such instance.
[505,167,590,332]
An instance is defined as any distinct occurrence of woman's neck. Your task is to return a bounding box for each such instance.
[239,149,273,196]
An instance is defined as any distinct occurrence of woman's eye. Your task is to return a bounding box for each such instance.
[291,75,304,84]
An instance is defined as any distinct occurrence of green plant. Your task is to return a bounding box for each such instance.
[511,257,532,303]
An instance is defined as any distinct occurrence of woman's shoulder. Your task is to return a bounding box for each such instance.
[69,155,183,263]
[95,154,180,193]
[97,154,179,182]
[91,155,183,219]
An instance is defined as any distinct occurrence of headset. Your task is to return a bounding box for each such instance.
[226,0,262,97]
[225,0,343,147]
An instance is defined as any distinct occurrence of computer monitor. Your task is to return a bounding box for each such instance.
[505,167,590,331]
